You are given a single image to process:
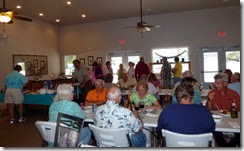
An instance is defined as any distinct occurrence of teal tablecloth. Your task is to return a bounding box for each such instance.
[0,92,55,105]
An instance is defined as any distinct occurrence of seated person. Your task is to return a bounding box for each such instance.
[104,73,113,90]
[227,72,240,96]
[148,73,162,89]
[157,82,215,135]
[94,86,146,147]
[132,74,158,95]
[207,73,240,147]
[85,79,107,106]
[129,80,161,147]
[172,77,202,105]
[49,84,91,146]
[118,73,136,90]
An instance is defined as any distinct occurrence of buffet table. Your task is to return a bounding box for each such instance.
[0,92,55,105]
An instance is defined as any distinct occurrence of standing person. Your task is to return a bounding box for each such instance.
[4,65,28,124]
[172,56,182,85]
[72,59,92,104]
[117,64,127,80]
[105,61,113,80]
[228,72,240,96]
[160,57,172,88]
[92,62,103,80]
[128,62,135,80]
[135,57,150,82]
[94,86,146,147]
[157,82,215,135]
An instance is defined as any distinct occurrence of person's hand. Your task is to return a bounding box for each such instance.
[208,91,215,101]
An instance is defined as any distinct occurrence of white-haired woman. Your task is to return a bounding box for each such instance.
[85,79,107,106]
[49,84,91,146]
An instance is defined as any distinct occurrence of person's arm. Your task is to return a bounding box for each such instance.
[146,100,161,109]
[132,111,144,130]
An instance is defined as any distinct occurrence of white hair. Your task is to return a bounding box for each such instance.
[54,84,74,101]
[214,73,229,83]
[95,79,105,86]
[106,86,121,101]
[182,71,193,78]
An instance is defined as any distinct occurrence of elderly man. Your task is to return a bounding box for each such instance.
[72,59,92,104]
[94,86,146,147]
[207,73,240,147]
[227,72,240,96]
[135,57,150,82]
[85,79,107,106]
[207,73,240,111]
[157,82,215,135]
[118,73,136,90]
[5,65,28,124]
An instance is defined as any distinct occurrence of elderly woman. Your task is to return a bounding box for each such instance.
[49,84,91,146]
[129,80,161,147]
[85,79,107,106]
[130,80,161,110]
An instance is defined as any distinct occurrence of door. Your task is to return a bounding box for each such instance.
[200,46,240,88]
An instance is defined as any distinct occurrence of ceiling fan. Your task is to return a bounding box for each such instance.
[125,0,160,37]
[0,0,32,24]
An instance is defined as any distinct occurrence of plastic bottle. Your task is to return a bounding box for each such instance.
[230,100,238,118]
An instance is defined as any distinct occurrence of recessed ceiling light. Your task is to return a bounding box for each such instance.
[67,1,71,5]
[81,14,86,18]
[56,19,60,22]
[39,13,43,16]
[16,5,21,9]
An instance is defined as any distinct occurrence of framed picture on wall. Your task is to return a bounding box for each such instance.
[26,61,31,70]
[30,70,35,76]
[97,57,102,65]
[33,60,38,68]
[80,58,85,65]
[88,56,94,66]
[36,70,41,75]
[40,61,45,69]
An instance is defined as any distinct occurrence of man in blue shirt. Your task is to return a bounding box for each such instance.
[5,65,28,124]
[227,72,240,96]
[157,82,215,135]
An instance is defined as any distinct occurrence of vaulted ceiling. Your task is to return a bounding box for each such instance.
[0,0,240,25]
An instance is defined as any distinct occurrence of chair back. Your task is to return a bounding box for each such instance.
[35,121,57,143]
[54,113,84,147]
[89,124,132,147]
[161,129,212,147]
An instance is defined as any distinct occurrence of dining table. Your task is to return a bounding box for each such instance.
[83,107,240,133]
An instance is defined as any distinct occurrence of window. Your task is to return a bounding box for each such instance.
[128,56,140,65]
[17,62,25,76]
[226,51,240,73]
[111,57,122,83]
[152,47,189,73]
[64,55,76,77]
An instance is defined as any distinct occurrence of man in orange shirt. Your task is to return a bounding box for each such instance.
[207,73,240,147]
[85,79,107,106]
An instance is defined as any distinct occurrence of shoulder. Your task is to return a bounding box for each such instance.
[227,88,239,97]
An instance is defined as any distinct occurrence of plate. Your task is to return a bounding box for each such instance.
[84,106,92,109]
[212,114,223,122]
[146,113,158,118]
[145,108,154,113]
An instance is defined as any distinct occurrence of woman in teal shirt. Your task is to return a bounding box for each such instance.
[49,84,91,146]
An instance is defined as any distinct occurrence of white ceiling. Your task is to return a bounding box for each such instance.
[0,0,240,25]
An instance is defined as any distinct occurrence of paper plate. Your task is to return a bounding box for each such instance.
[212,114,223,122]
[146,113,158,118]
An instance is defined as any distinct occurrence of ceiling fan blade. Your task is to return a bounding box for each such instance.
[144,24,161,28]
[13,15,32,22]
[125,26,137,28]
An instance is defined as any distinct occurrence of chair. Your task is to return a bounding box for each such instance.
[161,129,213,147]
[54,113,84,147]
[35,121,57,147]
[89,124,132,147]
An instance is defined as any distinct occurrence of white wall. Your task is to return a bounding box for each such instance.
[59,6,240,82]
[0,20,60,88]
